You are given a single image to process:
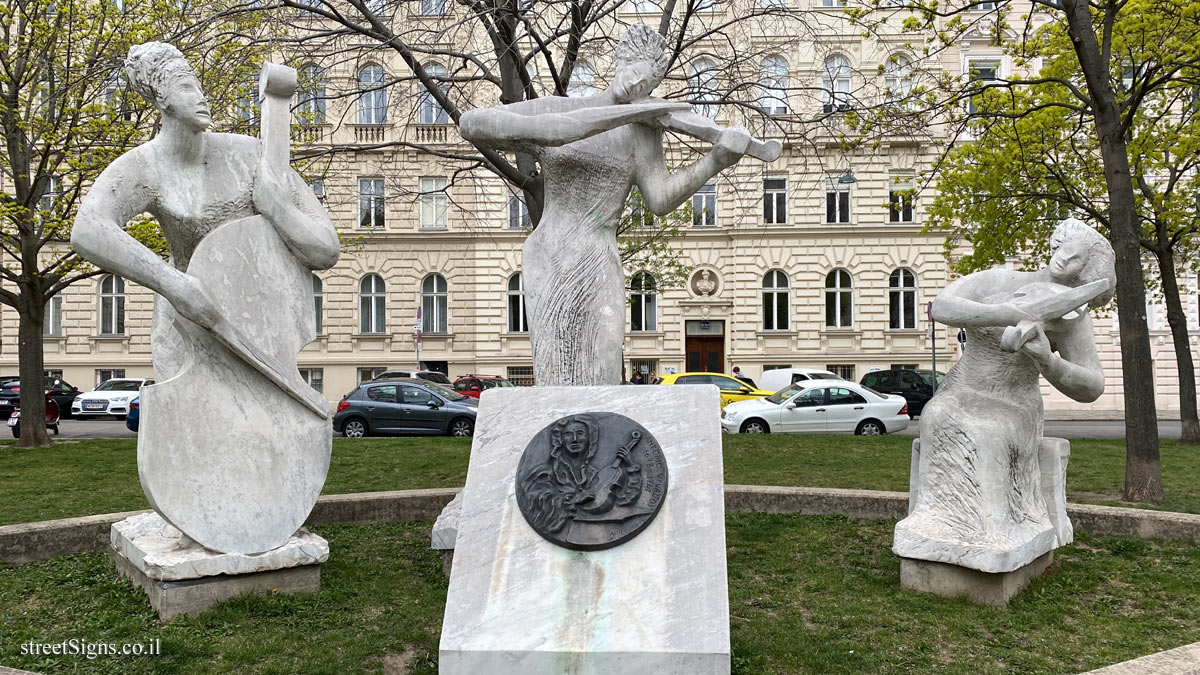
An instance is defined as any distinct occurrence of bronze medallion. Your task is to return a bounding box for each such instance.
[515,412,669,551]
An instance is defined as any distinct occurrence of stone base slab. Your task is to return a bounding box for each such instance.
[900,551,1054,607]
[109,548,321,621]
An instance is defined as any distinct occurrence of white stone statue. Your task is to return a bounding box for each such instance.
[894,219,1115,578]
[72,43,341,555]
[459,25,778,386]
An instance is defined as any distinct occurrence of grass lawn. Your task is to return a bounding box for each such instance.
[1,435,1199,526]
[1,515,1199,674]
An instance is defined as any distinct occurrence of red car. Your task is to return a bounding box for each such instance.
[452,375,516,398]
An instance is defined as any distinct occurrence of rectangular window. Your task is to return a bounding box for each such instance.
[626,0,657,11]
[39,176,61,214]
[631,359,658,380]
[692,183,716,227]
[972,0,995,8]
[310,179,325,201]
[44,369,64,380]
[358,178,385,229]
[507,365,535,387]
[763,177,787,224]
[96,369,125,385]
[890,363,918,370]
[762,364,793,371]
[418,0,446,13]
[968,60,1001,114]
[889,174,915,223]
[825,176,851,224]
[420,177,449,229]
[100,293,125,335]
[43,295,62,336]
[826,364,855,380]
[821,0,847,5]
[358,366,386,383]
[298,368,324,394]
[508,194,531,229]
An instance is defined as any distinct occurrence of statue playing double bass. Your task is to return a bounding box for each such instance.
[72,43,340,555]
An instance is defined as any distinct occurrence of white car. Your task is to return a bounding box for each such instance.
[72,378,153,418]
[757,367,847,392]
[721,380,909,435]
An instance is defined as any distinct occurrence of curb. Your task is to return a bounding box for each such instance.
[3,486,1200,566]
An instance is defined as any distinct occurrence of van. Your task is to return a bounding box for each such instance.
[758,367,846,392]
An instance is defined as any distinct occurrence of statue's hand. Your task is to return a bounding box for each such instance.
[713,126,751,166]
[253,159,292,222]
[171,274,222,330]
[1019,322,1054,365]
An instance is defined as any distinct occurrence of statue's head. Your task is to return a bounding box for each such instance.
[125,42,211,131]
[612,24,670,103]
[1049,218,1116,307]
[550,415,599,462]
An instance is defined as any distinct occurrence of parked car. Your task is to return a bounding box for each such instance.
[72,378,153,418]
[758,367,846,392]
[334,379,478,438]
[721,380,909,435]
[655,372,772,409]
[368,370,452,385]
[126,398,140,433]
[452,375,516,398]
[860,368,946,418]
[0,377,81,419]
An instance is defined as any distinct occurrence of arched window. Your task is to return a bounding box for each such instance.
[630,272,657,331]
[422,273,448,333]
[884,54,913,103]
[822,54,852,112]
[689,59,719,119]
[508,273,529,333]
[312,274,324,334]
[759,55,789,114]
[889,268,917,329]
[762,270,789,330]
[298,64,326,124]
[825,269,853,328]
[567,62,597,98]
[359,274,386,334]
[99,274,125,335]
[419,64,448,124]
[357,65,387,125]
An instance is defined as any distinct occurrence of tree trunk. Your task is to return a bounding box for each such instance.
[17,305,53,448]
[1154,249,1200,444]
[1062,0,1162,501]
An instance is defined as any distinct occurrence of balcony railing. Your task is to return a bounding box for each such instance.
[413,124,454,144]
[351,124,389,144]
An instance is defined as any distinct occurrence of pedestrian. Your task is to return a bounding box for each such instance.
[630,370,645,385]
[732,366,751,382]
[648,370,657,384]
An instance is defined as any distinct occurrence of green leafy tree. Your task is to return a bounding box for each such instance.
[0,0,270,446]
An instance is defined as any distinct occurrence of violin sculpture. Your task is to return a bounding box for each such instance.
[73,44,341,555]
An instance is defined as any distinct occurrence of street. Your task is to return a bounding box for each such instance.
[26,417,1187,440]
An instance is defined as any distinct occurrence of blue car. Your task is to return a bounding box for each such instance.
[126,397,139,433]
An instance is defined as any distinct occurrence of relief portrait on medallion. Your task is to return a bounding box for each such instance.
[515,413,669,551]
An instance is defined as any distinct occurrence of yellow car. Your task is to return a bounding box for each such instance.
[654,372,773,408]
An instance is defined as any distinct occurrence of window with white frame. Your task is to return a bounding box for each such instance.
[762,270,790,330]
[889,268,917,329]
[825,269,853,327]
[821,0,847,6]
[359,274,386,334]
[312,274,324,334]
[43,294,62,336]
[694,0,720,11]
[357,65,387,124]
[825,174,851,224]
[567,62,597,98]
[236,72,258,124]
[422,273,449,333]
[97,369,125,385]
[297,64,326,124]
[688,59,719,119]
[98,274,125,335]
[628,187,653,229]
[630,272,657,332]
[760,0,786,6]
[822,55,852,112]
[310,178,326,201]
[763,177,787,224]
[419,177,449,229]
[826,364,855,380]
[971,0,995,8]
[507,365,535,386]
[419,0,447,14]
[968,59,1001,114]
[358,366,386,383]
[364,0,385,14]
[419,64,449,124]
[298,367,324,393]
[889,174,915,222]
[38,176,61,215]
[508,194,531,229]
[626,0,657,11]
[508,273,529,332]
[358,178,385,229]
[884,54,913,103]
[759,56,789,114]
[692,183,716,227]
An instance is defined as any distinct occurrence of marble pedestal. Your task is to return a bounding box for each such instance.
[109,512,328,621]
[900,552,1054,607]
[439,386,730,674]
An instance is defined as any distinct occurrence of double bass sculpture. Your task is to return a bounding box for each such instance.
[72,43,340,555]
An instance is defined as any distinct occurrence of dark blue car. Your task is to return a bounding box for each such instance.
[126,397,139,433]
[333,379,477,438]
